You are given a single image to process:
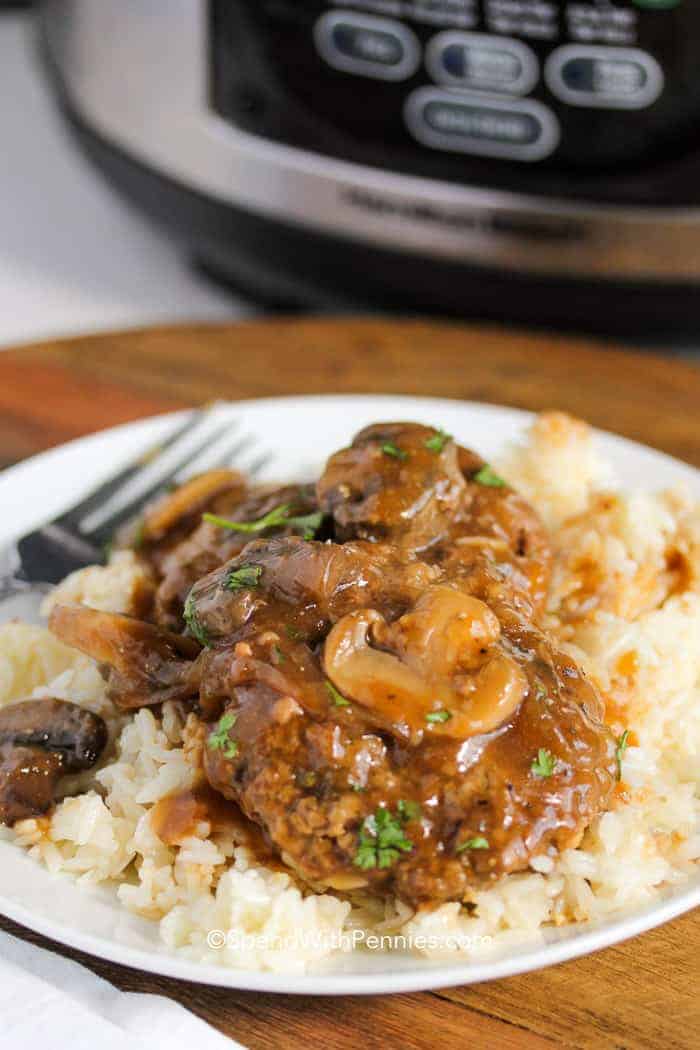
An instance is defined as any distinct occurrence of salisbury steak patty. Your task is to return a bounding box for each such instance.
[197,553,617,906]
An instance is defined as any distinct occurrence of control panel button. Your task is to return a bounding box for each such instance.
[426,31,539,95]
[314,12,421,81]
[545,46,664,109]
[405,87,560,161]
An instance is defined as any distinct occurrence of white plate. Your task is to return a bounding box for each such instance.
[1,395,698,995]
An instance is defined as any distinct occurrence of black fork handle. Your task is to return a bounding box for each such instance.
[15,526,103,586]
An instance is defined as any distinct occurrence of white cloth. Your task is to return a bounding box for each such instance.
[0,930,244,1050]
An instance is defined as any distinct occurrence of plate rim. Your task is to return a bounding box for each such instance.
[1,393,699,994]
[1,871,698,995]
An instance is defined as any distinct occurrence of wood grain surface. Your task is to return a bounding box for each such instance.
[1,317,699,1050]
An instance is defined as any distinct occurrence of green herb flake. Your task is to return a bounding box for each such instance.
[285,624,303,641]
[203,504,291,534]
[183,592,209,647]
[203,504,324,540]
[425,709,452,724]
[325,680,350,707]
[473,464,507,488]
[456,836,489,854]
[224,564,263,591]
[272,644,285,665]
[531,748,557,778]
[381,442,408,461]
[286,510,324,540]
[424,429,452,454]
[353,806,413,870]
[615,729,631,781]
[208,712,239,760]
[397,799,422,822]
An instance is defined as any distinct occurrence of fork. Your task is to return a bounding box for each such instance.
[0,408,270,623]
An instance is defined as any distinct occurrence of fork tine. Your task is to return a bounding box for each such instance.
[201,433,258,472]
[57,409,204,526]
[247,451,275,477]
[81,419,247,544]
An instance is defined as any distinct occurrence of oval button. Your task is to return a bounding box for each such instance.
[314,12,421,82]
[426,31,539,95]
[545,45,664,109]
[405,87,560,161]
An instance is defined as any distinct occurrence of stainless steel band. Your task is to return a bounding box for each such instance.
[43,0,700,282]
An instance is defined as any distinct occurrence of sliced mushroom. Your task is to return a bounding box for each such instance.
[49,604,200,708]
[323,586,527,743]
[140,469,246,543]
[0,699,108,825]
[377,585,502,675]
[317,421,465,551]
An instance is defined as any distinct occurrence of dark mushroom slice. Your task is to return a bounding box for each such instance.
[318,421,552,615]
[317,422,466,552]
[0,698,108,766]
[0,699,108,825]
[48,604,201,709]
[151,482,322,629]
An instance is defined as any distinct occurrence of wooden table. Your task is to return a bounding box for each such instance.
[1,318,698,1050]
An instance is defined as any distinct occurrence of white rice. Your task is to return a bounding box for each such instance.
[2,413,699,972]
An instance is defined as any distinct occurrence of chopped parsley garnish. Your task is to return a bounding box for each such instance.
[204,506,288,533]
[208,713,238,760]
[285,623,303,641]
[381,442,408,461]
[615,729,631,781]
[473,464,507,488]
[425,709,452,724]
[456,836,489,853]
[396,799,422,822]
[203,505,323,540]
[531,748,557,778]
[183,592,209,647]
[272,644,285,665]
[353,806,413,870]
[224,564,263,591]
[325,680,350,707]
[287,511,325,540]
[424,429,452,454]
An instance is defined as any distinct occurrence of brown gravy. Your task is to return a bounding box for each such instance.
[150,779,283,868]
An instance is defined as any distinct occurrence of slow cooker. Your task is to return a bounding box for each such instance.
[41,1,700,334]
